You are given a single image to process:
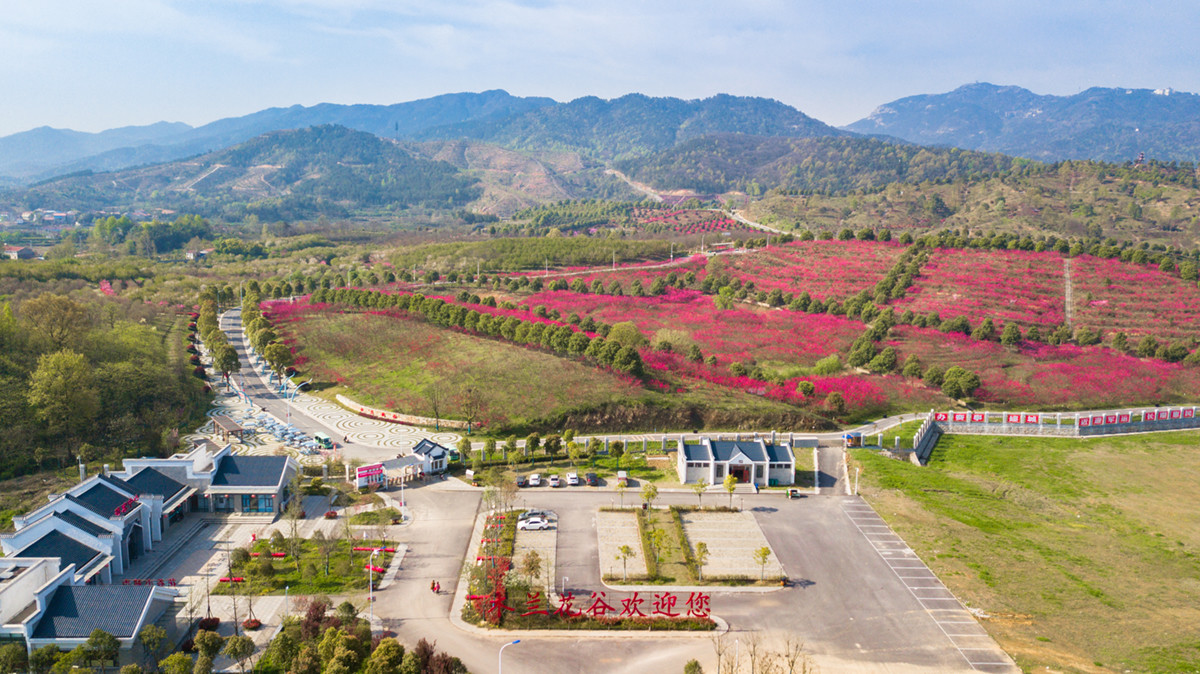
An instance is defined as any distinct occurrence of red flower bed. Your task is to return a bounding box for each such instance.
[1071,255,1200,342]
[891,248,1066,328]
[524,288,863,367]
[710,240,906,301]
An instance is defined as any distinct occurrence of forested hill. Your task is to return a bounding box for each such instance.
[0,90,555,182]
[846,82,1200,163]
[13,125,480,221]
[416,93,848,160]
[615,134,1021,194]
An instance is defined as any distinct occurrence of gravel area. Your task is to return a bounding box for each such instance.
[595,510,647,579]
[681,511,784,579]
[512,526,557,594]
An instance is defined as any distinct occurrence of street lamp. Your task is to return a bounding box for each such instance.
[561,576,568,596]
[368,548,381,623]
[498,639,520,674]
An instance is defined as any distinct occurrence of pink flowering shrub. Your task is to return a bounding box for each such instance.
[709,240,906,301]
[890,248,1066,327]
[1071,255,1200,342]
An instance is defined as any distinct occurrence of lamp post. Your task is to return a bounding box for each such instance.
[561,576,568,596]
[498,639,520,674]
[368,548,380,623]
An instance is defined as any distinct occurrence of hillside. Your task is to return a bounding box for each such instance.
[615,134,1019,195]
[12,125,480,220]
[0,90,555,182]
[847,83,1200,163]
[416,93,848,160]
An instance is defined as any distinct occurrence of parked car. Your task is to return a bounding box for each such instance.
[548,475,561,488]
[324,510,338,519]
[517,517,552,531]
[515,475,528,488]
[519,509,553,521]
[585,472,599,486]
[528,473,542,487]
[566,472,580,486]
[616,470,628,487]
[787,488,804,499]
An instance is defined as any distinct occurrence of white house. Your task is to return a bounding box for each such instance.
[412,439,450,475]
[676,437,795,487]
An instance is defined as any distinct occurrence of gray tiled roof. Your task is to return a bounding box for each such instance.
[125,468,188,501]
[32,585,155,639]
[96,473,135,494]
[412,439,448,459]
[765,443,793,463]
[53,511,109,537]
[71,483,134,518]
[709,440,767,462]
[14,530,103,571]
[681,443,712,462]
[211,455,288,488]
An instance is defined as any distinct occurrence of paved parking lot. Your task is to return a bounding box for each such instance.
[680,510,784,579]
[512,526,557,595]
[594,510,646,579]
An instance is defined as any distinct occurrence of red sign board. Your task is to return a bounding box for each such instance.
[1118,413,1131,424]
[357,463,384,478]
[1079,417,1091,427]
[1170,409,1182,419]
[1185,408,1196,419]
[971,413,986,422]
[1158,410,1170,421]
[1104,414,1117,425]
[113,496,139,517]
[952,412,968,422]
[1006,414,1021,423]
[1092,415,1104,426]
[934,413,949,421]
[1024,414,1040,424]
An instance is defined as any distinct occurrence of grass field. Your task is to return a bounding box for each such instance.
[280,309,816,434]
[850,432,1200,673]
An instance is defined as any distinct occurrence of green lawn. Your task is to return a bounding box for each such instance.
[851,432,1200,673]
[281,310,823,435]
[214,538,394,596]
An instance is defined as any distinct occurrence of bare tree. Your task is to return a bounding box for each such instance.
[779,635,817,674]
[426,386,443,431]
[458,381,485,433]
[712,634,732,674]
[746,632,763,674]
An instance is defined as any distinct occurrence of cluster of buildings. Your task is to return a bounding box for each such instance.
[0,439,298,660]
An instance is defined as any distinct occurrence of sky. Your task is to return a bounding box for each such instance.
[2,0,1199,137]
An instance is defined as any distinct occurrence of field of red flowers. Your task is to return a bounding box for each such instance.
[1071,255,1200,342]
[888,325,1200,408]
[708,240,906,301]
[890,248,1067,328]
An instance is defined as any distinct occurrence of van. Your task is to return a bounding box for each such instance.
[616,471,628,487]
[314,432,333,449]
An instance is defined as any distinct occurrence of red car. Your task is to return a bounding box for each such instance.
[324,510,338,519]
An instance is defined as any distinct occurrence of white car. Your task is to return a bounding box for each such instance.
[548,475,561,488]
[566,473,580,486]
[518,517,552,531]
[528,473,542,487]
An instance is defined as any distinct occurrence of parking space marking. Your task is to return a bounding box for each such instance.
[842,499,1018,673]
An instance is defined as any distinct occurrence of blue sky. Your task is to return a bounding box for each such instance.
[1,0,1197,137]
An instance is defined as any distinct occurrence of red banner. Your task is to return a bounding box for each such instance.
[1024,414,1040,424]
[1079,417,1091,427]
[1170,409,1182,419]
[971,412,986,422]
[934,413,949,421]
[1006,414,1021,423]
[1158,410,1170,421]
[1092,415,1105,426]
[1185,408,1196,419]
[1105,414,1117,425]
[357,463,384,478]
[1118,413,1131,424]
[952,412,968,422]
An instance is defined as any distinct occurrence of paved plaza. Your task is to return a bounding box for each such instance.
[681,510,785,579]
[594,510,647,579]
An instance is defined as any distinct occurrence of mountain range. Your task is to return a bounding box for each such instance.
[845,83,1200,163]
[8,84,1200,188]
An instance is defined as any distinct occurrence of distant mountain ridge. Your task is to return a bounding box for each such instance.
[846,83,1200,162]
[0,90,556,181]
[13,125,481,220]
[417,93,847,159]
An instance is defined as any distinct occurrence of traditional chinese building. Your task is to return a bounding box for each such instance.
[675,437,795,486]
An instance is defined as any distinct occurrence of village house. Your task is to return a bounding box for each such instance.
[3,245,35,260]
